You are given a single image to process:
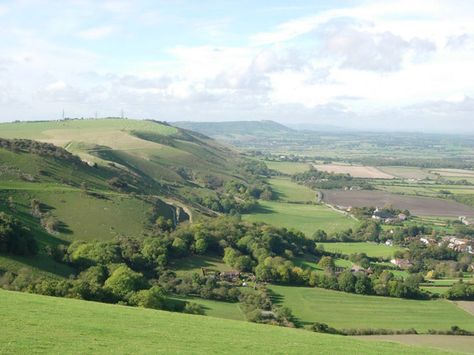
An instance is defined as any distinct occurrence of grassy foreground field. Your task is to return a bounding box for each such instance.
[0,290,447,355]
[269,285,474,332]
[318,242,403,259]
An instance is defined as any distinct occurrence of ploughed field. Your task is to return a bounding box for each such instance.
[322,189,474,217]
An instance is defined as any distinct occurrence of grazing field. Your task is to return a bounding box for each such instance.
[268,285,474,332]
[169,255,233,277]
[265,161,311,175]
[0,290,439,355]
[243,200,357,236]
[358,335,474,355]
[269,177,316,203]
[293,256,352,272]
[322,189,474,217]
[318,242,403,259]
[313,164,394,179]
[171,296,244,321]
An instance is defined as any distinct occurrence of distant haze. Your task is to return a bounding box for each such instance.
[0,0,474,133]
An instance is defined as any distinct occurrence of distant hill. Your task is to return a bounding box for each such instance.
[0,289,441,355]
[172,120,293,138]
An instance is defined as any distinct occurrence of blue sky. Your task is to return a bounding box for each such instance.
[1,0,474,132]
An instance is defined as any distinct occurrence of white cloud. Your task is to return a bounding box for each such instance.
[77,26,117,40]
[0,0,474,131]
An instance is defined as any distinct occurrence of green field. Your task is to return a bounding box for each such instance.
[318,242,403,259]
[268,285,474,332]
[169,255,233,277]
[0,289,444,355]
[265,161,311,175]
[172,296,244,321]
[243,200,356,236]
[293,256,352,272]
[269,177,316,203]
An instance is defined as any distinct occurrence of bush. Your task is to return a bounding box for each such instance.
[0,212,38,256]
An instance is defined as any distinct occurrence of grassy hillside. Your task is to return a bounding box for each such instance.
[0,119,240,188]
[0,289,451,354]
[269,285,474,332]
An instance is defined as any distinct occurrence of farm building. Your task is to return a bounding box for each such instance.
[390,258,413,269]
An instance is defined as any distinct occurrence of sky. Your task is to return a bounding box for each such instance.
[1,0,474,132]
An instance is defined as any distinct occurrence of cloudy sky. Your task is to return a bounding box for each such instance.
[1,0,474,132]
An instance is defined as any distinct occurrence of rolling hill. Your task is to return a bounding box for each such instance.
[0,118,258,277]
[0,289,450,354]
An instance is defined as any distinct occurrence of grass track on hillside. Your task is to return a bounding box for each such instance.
[0,290,451,354]
[268,285,474,332]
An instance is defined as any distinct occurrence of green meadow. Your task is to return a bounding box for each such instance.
[265,161,311,175]
[243,200,356,236]
[0,289,450,355]
[268,285,474,332]
[318,242,403,259]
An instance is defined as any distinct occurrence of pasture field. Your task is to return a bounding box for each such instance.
[243,200,357,236]
[265,161,311,175]
[420,286,450,295]
[269,177,316,203]
[292,256,352,272]
[0,289,439,355]
[318,242,403,259]
[169,255,233,277]
[358,335,474,355]
[170,296,244,321]
[322,189,474,217]
[268,285,474,332]
[313,164,394,179]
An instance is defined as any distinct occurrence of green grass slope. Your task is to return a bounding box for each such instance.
[0,119,240,187]
[0,289,451,354]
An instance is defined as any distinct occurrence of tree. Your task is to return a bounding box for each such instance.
[104,265,147,299]
[0,212,38,255]
[129,286,166,309]
[184,302,205,315]
[337,271,356,293]
[318,256,335,271]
